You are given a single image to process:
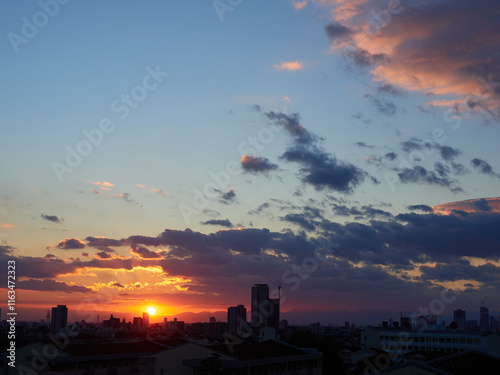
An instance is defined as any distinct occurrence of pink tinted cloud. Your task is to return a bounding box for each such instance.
[292,1,307,10]
[321,0,500,114]
[274,61,305,71]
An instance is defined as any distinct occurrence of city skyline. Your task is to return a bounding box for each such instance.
[1,1,500,324]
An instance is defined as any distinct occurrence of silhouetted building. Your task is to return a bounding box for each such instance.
[103,314,120,330]
[143,312,150,327]
[480,306,489,331]
[268,298,280,331]
[50,305,68,334]
[251,283,270,325]
[453,309,466,329]
[133,317,142,326]
[228,304,246,336]
[400,316,411,330]
[209,316,216,323]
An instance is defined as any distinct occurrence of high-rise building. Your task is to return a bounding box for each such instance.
[143,312,150,327]
[228,305,247,336]
[480,306,490,331]
[51,305,68,334]
[251,284,270,325]
[453,309,466,329]
[268,298,280,331]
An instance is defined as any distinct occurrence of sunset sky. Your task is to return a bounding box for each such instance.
[1,0,500,324]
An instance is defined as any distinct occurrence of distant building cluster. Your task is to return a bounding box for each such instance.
[1,289,499,375]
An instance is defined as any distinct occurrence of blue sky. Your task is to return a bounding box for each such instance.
[1,0,500,322]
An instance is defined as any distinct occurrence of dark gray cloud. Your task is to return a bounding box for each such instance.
[248,202,271,215]
[398,165,463,193]
[17,279,94,293]
[201,219,233,228]
[0,245,14,255]
[56,238,86,250]
[364,93,398,115]
[439,145,461,161]
[472,198,492,212]
[385,152,397,161]
[264,112,315,145]
[345,48,389,68]
[132,246,162,259]
[407,205,434,213]
[41,214,62,223]
[249,104,262,112]
[216,188,237,205]
[86,236,123,248]
[471,158,498,176]
[241,155,278,174]
[95,251,113,259]
[325,21,354,41]
[354,141,374,149]
[377,84,405,96]
[281,145,370,193]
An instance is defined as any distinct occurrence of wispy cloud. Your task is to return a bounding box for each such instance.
[273,61,304,71]
[93,181,115,191]
[292,1,307,11]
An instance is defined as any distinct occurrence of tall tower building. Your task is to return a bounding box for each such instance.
[143,312,150,327]
[480,306,489,331]
[453,309,466,329]
[51,305,68,334]
[251,284,270,325]
[268,298,280,331]
[228,305,246,336]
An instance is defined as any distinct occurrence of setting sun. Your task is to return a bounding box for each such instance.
[147,307,156,316]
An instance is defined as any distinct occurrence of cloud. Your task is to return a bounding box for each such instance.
[407,204,434,213]
[325,21,354,42]
[273,61,304,71]
[377,83,405,96]
[131,246,162,259]
[397,165,463,193]
[433,197,500,215]
[17,279,93,293]
[320,0,500,116]
[56,238,86,250]
[151,187,168,196]
[264,111,314,144]
[0,245,14,255]
[471,158,499,177]
[354,141,374,149]
[41,214,62,223]
[263,110,375,193]
[216,188,237,205]
[201,219,233,228]
[241,155,278,174]
[85,236,123,249]
[93,181,115,191]
[292,1,307,11]
[95,251,113,259]
[385,152,397,161]
[281,145,370,193]
[364,93,399,116]
[115,192,142,206]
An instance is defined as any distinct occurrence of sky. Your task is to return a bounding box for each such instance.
[1,0,500,325]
